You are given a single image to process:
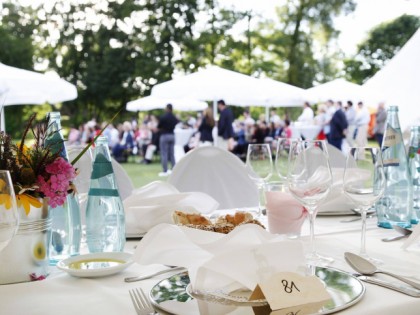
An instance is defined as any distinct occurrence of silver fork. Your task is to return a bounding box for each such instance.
[129,288,157,315]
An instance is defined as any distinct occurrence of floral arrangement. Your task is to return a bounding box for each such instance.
[0,114,77,214]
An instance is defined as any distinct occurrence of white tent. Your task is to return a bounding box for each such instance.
[0,63,77,106]
[0,63,77,131]
[151,65,304,107]
[258,78,304,107]
[126,96,208,112]
[364,28,420,130]
[305,78,380,105]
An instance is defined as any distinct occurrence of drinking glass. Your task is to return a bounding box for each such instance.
[0,170,19,252]
[245,143,273,217]
[287,140,333,267]
[275,138,297,181]
[343,147,385,262]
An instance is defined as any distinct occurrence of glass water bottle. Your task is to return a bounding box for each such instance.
[375,106,412,228]
[45,112,82,265]
[409,126,420,224]
[85,136,125,252]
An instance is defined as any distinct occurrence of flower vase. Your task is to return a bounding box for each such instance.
[0,198,51,284]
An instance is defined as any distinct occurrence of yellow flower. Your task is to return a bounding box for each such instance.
[0,178,6,192]
[16,194,42,215]
[0,194,13,209]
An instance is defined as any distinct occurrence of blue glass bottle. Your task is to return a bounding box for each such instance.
[45,112,82,265]
[86,136,125,252]
[376,106,412,228]
[409,126,420,224]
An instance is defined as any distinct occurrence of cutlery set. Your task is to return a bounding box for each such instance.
[345,252,420,297]
[127,226,418,314]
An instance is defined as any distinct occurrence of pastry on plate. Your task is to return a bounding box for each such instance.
[173,210,265,234]
[172,211,212,226]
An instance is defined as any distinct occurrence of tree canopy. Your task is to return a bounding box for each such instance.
[0,0,418,135]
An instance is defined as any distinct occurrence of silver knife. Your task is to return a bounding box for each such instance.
[356,275,420,297]
[124,266,186,283]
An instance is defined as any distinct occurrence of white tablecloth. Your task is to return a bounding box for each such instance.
[1,216,420,314]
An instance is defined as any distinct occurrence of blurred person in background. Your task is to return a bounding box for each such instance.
[329,101,348,151]
[345,100,357,147]
[217,99,235,150]
[198,107,215,146]
[373,102,387,146]
[112,121,135,162]
[297,101,314,124]
[158,104,178,176]
[354,101,371,148]
[314,104,328,140]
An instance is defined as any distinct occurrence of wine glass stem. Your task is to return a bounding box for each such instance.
[257,183,266,216]
[307,207,317,258]
[360,207,368,257]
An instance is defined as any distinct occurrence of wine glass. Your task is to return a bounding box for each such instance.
[275,138,298,181]
[0,170,19,252]
[287,139,333,267]
[343,147,385,262]
[245,143,273,217]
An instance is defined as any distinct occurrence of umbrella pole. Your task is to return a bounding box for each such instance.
[0,105,4,132]
[265,105,269,123]
[213,99,218,147]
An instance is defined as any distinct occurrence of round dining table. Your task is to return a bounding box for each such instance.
[1,214,420,315]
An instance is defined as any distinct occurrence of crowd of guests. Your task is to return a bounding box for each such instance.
[68,99,386,175]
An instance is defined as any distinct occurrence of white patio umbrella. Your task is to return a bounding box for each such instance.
[364,28,420,131]
[305,78,380,105]
[151,65,305,121]
[0,63,77,131]
[126,96,208,112]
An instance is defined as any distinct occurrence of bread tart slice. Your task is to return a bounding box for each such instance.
[172,210,212,226]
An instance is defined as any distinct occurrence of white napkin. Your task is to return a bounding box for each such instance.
[124,181,219,235]
[134,223,305,293]
[318,168,355,214]
[402,224,420,249]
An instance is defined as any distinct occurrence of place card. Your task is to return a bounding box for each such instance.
[250,272,331,312]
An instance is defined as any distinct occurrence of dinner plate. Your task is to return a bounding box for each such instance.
[57,252,134,278]
[318,208,376,217]
[149,267,365,315]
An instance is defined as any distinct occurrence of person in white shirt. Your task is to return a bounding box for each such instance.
[323,99,336,141]
[354,101,371,148]
[269,110,282,125]
[345,100,357,147]
[297,102,314,124]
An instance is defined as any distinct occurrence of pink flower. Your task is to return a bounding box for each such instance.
[36,157,77,208]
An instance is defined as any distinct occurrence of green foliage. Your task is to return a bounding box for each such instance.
[345,14,420,84]
[2,0,415,141]
[0,2,35,69]
[275,0,356,87]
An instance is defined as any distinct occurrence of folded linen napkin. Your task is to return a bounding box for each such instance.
[133,223,305,294]
[124,181,219,235]
[317,168,355,214]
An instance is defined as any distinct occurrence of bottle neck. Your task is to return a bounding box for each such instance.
[45,112,67,159]
[93,143,112,162]
[386,110,401,130]
[409,128,420,146]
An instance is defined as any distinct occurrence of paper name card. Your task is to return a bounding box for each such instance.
[250,272,331,311]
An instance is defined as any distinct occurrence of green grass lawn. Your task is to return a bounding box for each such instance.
[121,158,165,188]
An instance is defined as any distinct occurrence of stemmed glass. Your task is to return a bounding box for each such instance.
[275,138,297,181]
[287,139,333,267]
[0,170,19,252]
[245,143,273,217]
[343,147,385,262]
